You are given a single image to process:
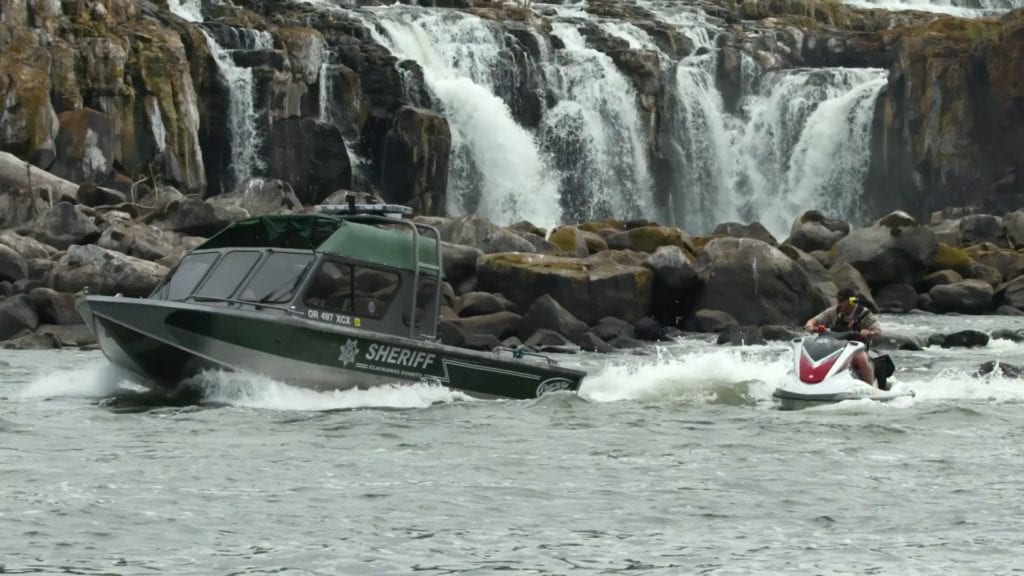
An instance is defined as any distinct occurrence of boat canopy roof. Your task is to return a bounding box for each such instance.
[197,215,439,273]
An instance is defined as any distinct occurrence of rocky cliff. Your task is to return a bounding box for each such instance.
[0,0,1022,229]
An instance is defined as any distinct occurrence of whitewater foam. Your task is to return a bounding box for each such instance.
[579,346,791,404]
[19,359,146,399]
[194,370,473,411]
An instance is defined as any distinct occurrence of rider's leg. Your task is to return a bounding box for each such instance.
[852,351,875,385]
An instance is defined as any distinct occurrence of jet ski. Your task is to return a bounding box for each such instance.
[773,327,914,410]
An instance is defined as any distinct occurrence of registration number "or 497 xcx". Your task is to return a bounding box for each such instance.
[307,309,361,327]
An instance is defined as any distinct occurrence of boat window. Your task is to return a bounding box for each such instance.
[153,252,219,301]
[195,251,262,300]
[303,261,399,319]
[239,252,314,304]
[404,277,438,330]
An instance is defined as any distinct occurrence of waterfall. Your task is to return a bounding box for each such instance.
[167,0,202,22]
[318,60,332,124]
[203,30,273,189]
[541,23,655,222]
[365,9,561,227]
[168,0,271,192]
[736,69,888,234]
[841,0,1023,17]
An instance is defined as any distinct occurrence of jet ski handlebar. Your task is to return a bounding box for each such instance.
[809,325,863,341]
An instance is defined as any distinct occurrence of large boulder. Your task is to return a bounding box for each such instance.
[959,214,1005,246]
[209,178,303,217]
[150,197,248,237]
[1005,209,1024,248]
[427,216,536,254]
[477,251,653,325]
[712,221,778,246]
[916,269,963,293]
[874,283,917,314]
[97,221,180,261]
[0,189,50,229]
[53,245,169,297]
[829,262,878,311]
[517,294,589,342]
[964,243,1024,282]
[19,202,100,250]
[929,280,994,314]
[996,275,1024,309]
[440,242,484,288]
[785,210,850,252]
[606,225,693,254]
[455,291,516,317]
[832,211,938,287]
[0,244,28,284]
[780,244,837,306]
[0,231,56,260]
[265,119,351,205]
[691,238,828,326]
[0,294,39,340]
[28,288,81,325]
[643,245,701,326]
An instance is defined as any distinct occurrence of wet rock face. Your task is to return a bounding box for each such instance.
[693,237,828,326]
[866,14,1024,221]
[266,118,352,205]
[363,107,451,214]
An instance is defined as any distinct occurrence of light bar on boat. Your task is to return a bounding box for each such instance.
[317,203,413,219]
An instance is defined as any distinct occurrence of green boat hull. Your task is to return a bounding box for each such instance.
[78,296,585,400]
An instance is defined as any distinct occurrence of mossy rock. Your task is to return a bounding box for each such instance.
[581,231,608,254]
[578,219,627,233]
[933,243,971,272]
[548,226,586,255]
[482,253,587,277]
[692,234,728,251]
[626,225,690,254]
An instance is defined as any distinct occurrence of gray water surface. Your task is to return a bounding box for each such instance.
[3,314,1024,574]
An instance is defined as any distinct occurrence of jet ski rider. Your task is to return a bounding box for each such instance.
[803,288,883,386]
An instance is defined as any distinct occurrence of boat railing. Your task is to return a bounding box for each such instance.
[182,295,300,314]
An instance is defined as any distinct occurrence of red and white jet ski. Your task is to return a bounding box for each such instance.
[773,328,913,410]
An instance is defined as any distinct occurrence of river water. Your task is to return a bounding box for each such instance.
[3,314,1024,574]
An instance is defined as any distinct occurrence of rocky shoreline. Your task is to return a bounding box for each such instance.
[3,173,1024,357]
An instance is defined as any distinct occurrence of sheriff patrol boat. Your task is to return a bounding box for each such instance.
[77,200,586,399]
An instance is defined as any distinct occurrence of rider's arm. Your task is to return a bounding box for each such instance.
[860,311,882,337]
[805,307,834,331]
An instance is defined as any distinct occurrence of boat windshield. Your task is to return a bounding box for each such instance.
[238,252,314,304]
[151,252,219,301]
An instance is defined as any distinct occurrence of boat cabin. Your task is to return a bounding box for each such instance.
[148,208,443,340]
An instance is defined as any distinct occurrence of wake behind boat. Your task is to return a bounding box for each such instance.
[76,201,585,399]
[773,328,914,410]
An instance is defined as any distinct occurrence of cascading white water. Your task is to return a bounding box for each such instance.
[622,0,888,237]
[167,0,271,191]
[842,0,1023,17]
[365,9,562,227]
[541,22,655,221]
[783,73,888,222]
[203,30,273,189]
[318,55,332,125]
[167,0,202,22]
[737,69,888,234]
